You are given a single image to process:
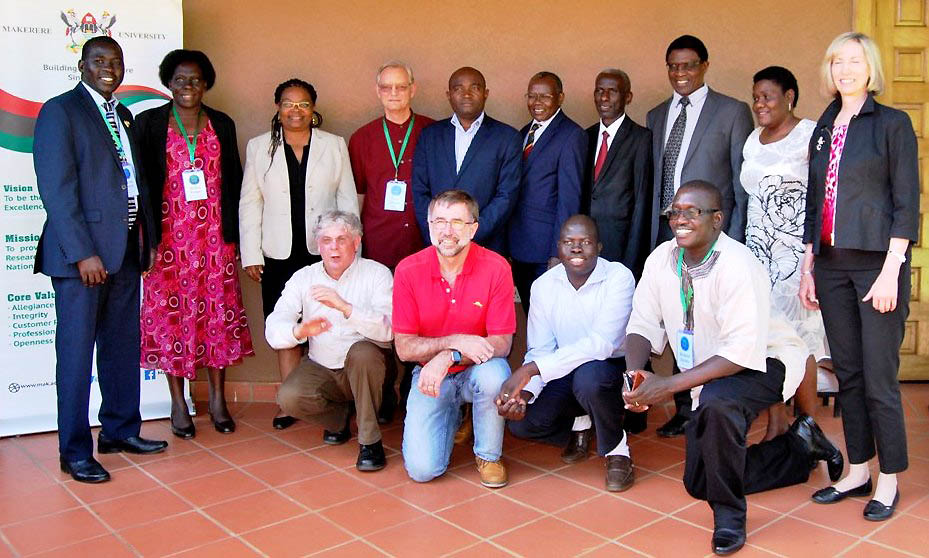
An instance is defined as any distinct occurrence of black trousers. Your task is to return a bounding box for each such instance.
[815,248,909,472]
[682,359,813,530]
[508,358,626,456]
[512,260,548,315]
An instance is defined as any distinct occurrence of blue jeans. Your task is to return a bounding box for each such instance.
[402,357,510,482]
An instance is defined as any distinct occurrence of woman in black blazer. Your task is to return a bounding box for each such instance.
[800,32,919,521]
[135,50,254,439]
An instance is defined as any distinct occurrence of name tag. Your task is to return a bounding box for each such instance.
[122,162,139,197]
[677,329,695,370]
[384,179,406,211]
[182,169,207,202]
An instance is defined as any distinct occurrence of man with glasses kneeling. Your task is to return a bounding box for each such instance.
[622,181,843,555]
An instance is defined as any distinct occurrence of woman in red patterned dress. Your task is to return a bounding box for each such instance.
[136,50,254,438]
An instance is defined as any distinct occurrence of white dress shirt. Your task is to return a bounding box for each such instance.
[523,258,636,399]
[450,111,485,173]
[596,113,626,151]
[663,84,709,193]
[524,108,561,148]
[81,82,137,189]
[265,255,393,369]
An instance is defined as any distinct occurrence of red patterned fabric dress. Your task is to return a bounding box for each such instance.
[141,121,254,378]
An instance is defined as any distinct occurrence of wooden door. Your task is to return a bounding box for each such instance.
[857,0,929,379]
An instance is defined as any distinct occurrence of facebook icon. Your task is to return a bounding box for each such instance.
[143,370,158,381]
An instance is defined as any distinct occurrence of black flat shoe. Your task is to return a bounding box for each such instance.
[789,414,844,481]
[272,415,296,430]
[811,478,873,504]
[657,413,689,438]
[170,422,196,439]
[712,527,745,555]
[863,490,899,521]
[356,441,386,471]
[60,456,110,483]
[323,424,351,445]
[212,418,236,434]
[97,433,168,455]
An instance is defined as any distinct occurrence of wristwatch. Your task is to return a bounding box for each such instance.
[450,350,462,365]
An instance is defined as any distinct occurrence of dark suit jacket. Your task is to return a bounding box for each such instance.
[582,116,652,277]
[507,111,586,263]
[412,114,522,253]
[134,102,243,245]
[646,87,753,245]
[803,94,919,253]
[33,84,155,277]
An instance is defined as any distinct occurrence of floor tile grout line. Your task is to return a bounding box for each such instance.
[0,530,20,558]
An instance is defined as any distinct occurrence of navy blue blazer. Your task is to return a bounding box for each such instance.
[412,114,522,253]
[507,111,586,263]
[33,84,155,277]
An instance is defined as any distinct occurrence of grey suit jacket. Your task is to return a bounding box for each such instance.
[646,87,753,246]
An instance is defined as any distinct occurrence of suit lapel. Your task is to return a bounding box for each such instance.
[456,116,491,179]
[525,111,564,164]
[595,116,631,186]
[304,129,324,185]
[682,89,718,167]
[438,120,457,179]
[116,103,141,170]
[654,99,671,160]
[75,85,122,169]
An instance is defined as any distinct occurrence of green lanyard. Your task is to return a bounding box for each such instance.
[382,115,414,179]
[95,101,126,160]
[172,104,203,166]
[676,238,717,328]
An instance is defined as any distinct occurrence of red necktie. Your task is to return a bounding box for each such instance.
[593,130,609,181]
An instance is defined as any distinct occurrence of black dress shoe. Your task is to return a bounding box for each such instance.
[863,490,899,521]
[561,428,592,464]
[811,478,872,504]
[657,414,689,438]
[789,414,844,481]
[97,433,168,455]
[272,415,297,430]
[170,422,196,439]
[356,440,387,471]
[212,418,236,434]
[712,527,745,555]
[378,389,397,425]
[605,455,634,492]
[60,456,110,483]
[323,415,352,445]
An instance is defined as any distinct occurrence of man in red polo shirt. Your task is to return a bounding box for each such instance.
[394,189,516,487]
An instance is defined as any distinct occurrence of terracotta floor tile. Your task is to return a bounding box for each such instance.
[367,515,479,557]
[310,540,388,557]
[243,452,334,486]
[792,498,886,537]
[310,440,364,469]
[615,473,694,514]
[0,483,81,525]
[120,511,227,556]
[170,469,266,507]
[557,454,620,490]
[120,435,201,463]
[243,513,352,557]
[445,542,513,557]
[506,440,571,470]
[91,486,191,530]
[837,541,915,557]
[141,449,231,484]
[321,491,424,536]
[672,501,780,535]
[13,432,60,460]
[342,453,411,489]
[379,424,405,450]
[210,436,298,466]
[0,461,56,499]
[499,473,599,513]
[868,513,929,555]
[203,489,306,533]
[389,475,486,512]
[28,534,135,558]
[618,516,715,558]
[271,423,328,450]
[749,516,857,556]
[628,438,687,472]
[0,541,11,558]
[234,402,281,420]
[557,494,662,538]
[903,493,929,519]
[490,516,605,556]
[186,421,265,448]
[2,508,107,555]
[64,465,159,504]
[746,481,819,514]
[279,470,374,510]
[437,493,543,538]
[579,542,650,557]
[0,442,31,469]
[170,536,262,557]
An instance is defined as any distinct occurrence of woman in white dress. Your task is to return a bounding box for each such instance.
[741,66,826,438]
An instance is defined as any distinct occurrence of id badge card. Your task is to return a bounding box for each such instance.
[384,179,406,211]
[122,162,140,197]
[182,169,207,202]
[676,329,695,370]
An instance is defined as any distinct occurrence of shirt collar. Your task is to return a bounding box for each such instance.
[322,252,362,282]
[671,83,708,106]
[554,257,609,289]
[532,107,561,127]
[598,113,625,138]
[82,81,115,109]
[428,242,480,278]
[450,111,485,133]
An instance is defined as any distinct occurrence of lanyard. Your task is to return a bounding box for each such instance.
[382,115,414,179]
[95,101,126,160]
[676,239,717,327]
[172,104,203,166]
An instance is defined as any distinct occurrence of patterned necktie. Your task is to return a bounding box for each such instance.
[660,96,690,211]
[523,122,541,160]
[104,100,137,229]
[593,130,609,182]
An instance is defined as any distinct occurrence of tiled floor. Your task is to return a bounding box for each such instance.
[2,384,929,557]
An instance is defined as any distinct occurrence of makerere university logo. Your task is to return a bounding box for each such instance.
[60,9,117,53]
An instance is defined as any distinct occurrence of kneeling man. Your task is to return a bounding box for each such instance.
[622,181,843,555]
[267,211,393,472]
[395,190,516,487]
[497,215,636,491]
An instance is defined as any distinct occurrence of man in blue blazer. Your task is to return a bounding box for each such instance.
[412,67,522,254]
[33,36,167,484]
[507,72,585,312]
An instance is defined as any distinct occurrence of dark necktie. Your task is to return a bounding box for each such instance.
[660,96,690,211]
[523,122,541,160]
[104,100,137,229]
[593,130,609,182]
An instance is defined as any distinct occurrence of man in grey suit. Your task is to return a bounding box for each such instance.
[645,34,753,437]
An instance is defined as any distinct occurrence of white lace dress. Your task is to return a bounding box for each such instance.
[741,118,826,356]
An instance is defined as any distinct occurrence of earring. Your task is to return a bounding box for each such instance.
[787,101,792,112]
[311,112,320,127]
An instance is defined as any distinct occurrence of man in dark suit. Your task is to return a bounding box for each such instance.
[645,34,753,437]
[507,71,586,312]
[412,67,522,254]
[33,36,167,484]
[582,69,652,279]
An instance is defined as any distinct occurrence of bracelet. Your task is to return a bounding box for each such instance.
[888,249,907,264]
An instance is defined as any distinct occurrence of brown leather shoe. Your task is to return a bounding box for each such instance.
[605,455,634,492]
[475,457,508,488]
[561,428,592,464]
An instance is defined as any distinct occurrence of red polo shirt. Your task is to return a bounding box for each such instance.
[393,243,516,372]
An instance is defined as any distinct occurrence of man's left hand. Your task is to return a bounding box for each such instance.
[495,364,535,408]
[418,351,452,398]
[312,286,352,318]
[623,370,675,410]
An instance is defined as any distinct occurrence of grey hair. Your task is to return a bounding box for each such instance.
[376,61,415,85]
[313,210,363,238]
[598,68,631,90]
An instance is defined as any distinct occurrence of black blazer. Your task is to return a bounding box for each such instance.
[581,116,652,278]
[134,102,243,246]
[803,94,919,253]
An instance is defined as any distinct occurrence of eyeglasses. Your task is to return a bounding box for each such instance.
[662,207,720,220]
[377,83,411,93]
[429,218,475,231]
[280,101,312,110]
[560,238,595,248]
[171,76,203,88]
[525,93,556,102]
[666,61,703,73]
